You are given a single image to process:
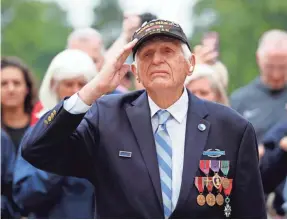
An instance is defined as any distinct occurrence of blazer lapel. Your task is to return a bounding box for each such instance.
[125,91,163,211]
[173,92,210,213]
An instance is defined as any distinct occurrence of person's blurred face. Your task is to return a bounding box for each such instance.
[54,76,87,100]
[120,76,132,90]
[1,66,28,109]
[133,38,194,92]
[187,77,218,102]
[71,38,104,71]
[257,49,287,90]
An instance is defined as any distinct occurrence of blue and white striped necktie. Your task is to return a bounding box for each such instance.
[154,110,173,218]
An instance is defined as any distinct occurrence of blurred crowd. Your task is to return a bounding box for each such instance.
[1,12,287,219]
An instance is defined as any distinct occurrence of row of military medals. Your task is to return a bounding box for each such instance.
[194,160,233,217]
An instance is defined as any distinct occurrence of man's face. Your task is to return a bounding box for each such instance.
[258,50,287,90]
[71,39,105,71]
[133,38,193,92]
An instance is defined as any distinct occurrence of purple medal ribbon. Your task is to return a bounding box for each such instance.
[210,160,220,172]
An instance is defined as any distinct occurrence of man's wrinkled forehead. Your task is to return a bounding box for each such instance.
[261,47,287,61]
[259,39,287,56]
[136,36,181,54]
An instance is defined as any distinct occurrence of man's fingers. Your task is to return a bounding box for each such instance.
[200,46,215,57]
[193,45,202,53]
[118,64,131,78]
[204,51,218,63]
[123,38,138,51]
[116,38,138,65]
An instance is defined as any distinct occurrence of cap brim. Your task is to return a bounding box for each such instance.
[132,31,190,59]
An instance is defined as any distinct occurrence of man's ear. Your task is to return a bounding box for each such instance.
[187,54,196,76]
[131,62,140,82]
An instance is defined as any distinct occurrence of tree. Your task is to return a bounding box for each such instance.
[192,0,287,93]
[1,0,73,81]
[91,0,123,48]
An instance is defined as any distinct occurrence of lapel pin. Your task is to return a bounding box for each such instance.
[198,123,206,131]
[203,149,225,158]
[119,151,132,158]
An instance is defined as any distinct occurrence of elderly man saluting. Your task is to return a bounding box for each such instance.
[21,19,266,218]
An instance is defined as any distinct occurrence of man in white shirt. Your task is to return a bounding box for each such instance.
[21,19,266,218]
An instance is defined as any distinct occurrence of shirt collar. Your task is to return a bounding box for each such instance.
[148,87,189,123]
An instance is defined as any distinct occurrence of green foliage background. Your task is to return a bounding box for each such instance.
[1,0,72,83]
[2,0,287,93]
[192,0,287,93]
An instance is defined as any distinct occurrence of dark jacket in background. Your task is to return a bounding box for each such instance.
[1,129,20,218]
[260,120,287,193]
[13,128,96,218]
[230,77,287,143]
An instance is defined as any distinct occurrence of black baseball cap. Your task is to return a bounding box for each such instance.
[132,19,191,58]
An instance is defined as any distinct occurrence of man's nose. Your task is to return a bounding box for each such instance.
[272,70,285,80]
[152,52,165,65]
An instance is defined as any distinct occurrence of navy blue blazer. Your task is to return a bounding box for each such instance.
[260,121,287,194]
[22,90,266,218]
[13,128,96,218]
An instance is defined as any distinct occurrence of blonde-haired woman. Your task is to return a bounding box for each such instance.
[13,49,97,218]
[31,49,97,125]
[185,64,229,106]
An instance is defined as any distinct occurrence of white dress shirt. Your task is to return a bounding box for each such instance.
[148,89,188,210]
[63,89,189,210]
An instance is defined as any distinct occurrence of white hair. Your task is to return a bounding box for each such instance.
[185,64,215,85]
[210,61,229,89]
[185,64,229,106]
[67,28,102,46]
[38,49,98,117]
[181,43,192,61]
[257,29,287,57]
[67,28,106,54]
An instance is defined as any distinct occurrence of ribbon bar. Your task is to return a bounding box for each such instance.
[203,150,225,158]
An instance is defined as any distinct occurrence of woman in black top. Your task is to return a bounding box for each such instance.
[1,57,38,150]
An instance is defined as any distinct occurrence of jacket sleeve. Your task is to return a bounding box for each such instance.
[1,130,16,195]
[1,130,17,218]
[21,100,100,180]
[231,122,267,218]
[260,147,287,194]
[13,143,64,213]
[261,120,287,148]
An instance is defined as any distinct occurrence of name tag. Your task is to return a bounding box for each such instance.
[119,151,132,158]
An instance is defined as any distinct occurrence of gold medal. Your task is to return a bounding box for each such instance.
[222,177,230,189]
[216,193,224,206]
[197,194,206,206]
[206,193,216,206]
[195,177,206,206]
[212,173,222,189]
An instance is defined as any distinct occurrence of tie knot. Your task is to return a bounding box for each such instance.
[157,110,171,125]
